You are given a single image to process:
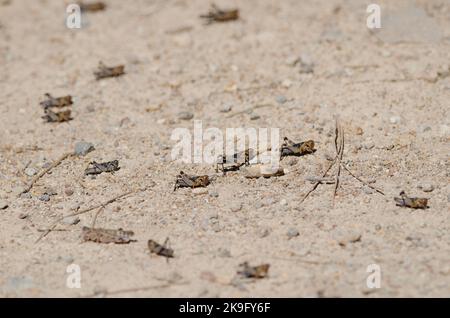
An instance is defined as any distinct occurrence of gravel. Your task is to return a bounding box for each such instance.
[178,111,194,120]
[287,228,300,239]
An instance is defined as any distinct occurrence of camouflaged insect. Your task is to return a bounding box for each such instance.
[82,226,135,244]
[280,137,315,157]
[94,62,125,80]
[148,238,174,258]
[42,109,72,123]
[40,93,73,109]
[237,262,270,279]
[394,191,428,209]
[200,4,239,24]
[84,160,120,175]
[215,148,256,174]
[174,171,210,191]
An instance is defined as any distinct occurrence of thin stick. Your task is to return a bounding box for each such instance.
[35,190,134,243]
[91,206,105,228]
[299,156,337,204]
[83,281,188,298]
[333,120,344,206]
[19,152,73,197]
[341,164,385,195]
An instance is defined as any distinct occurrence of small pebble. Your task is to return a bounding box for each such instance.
[38,194,50,202]
[362,140,375,150]
[209,190,219,198]
[250,113,260,120]
[217,248,231,258]
[275,95,287,104]
[62,216,80,225]
[24,167,37,177]
[220,104,232,113]
[18,213,28,219]
[178,111,194,120]
[280,199,288,206]
[287,228,299,239]
[74,141,95,156]
[355,127,364,135]
[65,188,74,196]
[259,228,270,238]
[389,116,401,124]
[20,192,32,199]
[418,183,434,193]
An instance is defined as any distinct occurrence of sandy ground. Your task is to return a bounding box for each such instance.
[0,0,449,297]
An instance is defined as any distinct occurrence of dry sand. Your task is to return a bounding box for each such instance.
[0,0,449,297]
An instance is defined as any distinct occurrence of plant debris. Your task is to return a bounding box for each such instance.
[394,191,428,209]
[200,4,239,24]
[40,93,73,109]
[300,119,384,205]
[78,1,106,12]
[173,171,210,191]
[85,160,120,175]
[42,109,72,123]
[94,62,125,80]
[148,238,174,258]
[82,226,135,244]
[237,262,270,279]
[281,137,315,157]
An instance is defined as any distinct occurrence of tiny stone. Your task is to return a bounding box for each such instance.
[355,127,364,135]
[209,190,219,198]
[74,141,95,156]
[259,228,270,238]
[62,216,80,225]
[18,213,28,219]
[362,140,375,150]
[362,186,375,195]
[287,228,299,239]
[389,116,401,124]
[418,183,434,193]
[65,188,74,196]
[178,111,194,120]
[280,199,288,206]
[250,113,260,120]
[275,95,287,104]
[220,104,232,113]
[24,167,37,177]
[38,194,50,202]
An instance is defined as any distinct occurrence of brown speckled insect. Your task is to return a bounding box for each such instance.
[280,137,315,158]
[215,149,255,174]
[40,93,73,109]
[173,171,210,191]
[42,109,72,123]
[94,62,125,80]
[85,160,120,175]
[237,262,270,279]
[148,238,174,259]
[82,226,135,244]
[394,191,428,209]
[200,4,239,24]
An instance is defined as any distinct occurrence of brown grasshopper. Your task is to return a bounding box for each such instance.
[42,109,72,123]
[40,93,73,109]
[94,62,125,80]
[148,238,174,259]
[82,226,135,244]
[85,160,120,175]
[280,137,315,158]
[237,262,270,279]
[200,4,239,24]
[173,171,210,191]
[215,148,256,174]
[394,191,428,209]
